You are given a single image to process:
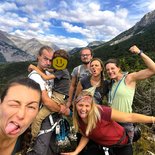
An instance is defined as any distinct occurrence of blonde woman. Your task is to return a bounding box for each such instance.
[61,90,155,155]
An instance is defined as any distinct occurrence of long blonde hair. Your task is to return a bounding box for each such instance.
[73,91,101,136]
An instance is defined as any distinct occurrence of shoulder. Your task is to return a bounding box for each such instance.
[28,70,43,81]
[71,65,81,77]
[124,72,136,85]
[80,76,91,87]
[28,71,47,91]
[100,105,112,121]
[81,75,90,81]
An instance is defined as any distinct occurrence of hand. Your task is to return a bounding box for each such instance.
[28,64,36,72]
[59,105,70,116]
[129,45,140,54]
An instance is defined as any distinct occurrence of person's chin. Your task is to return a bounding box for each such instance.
[82,61,89,65]
[79,113,88,119]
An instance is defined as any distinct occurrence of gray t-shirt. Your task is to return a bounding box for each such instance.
[71,64,91,82]
[53,69,70,95]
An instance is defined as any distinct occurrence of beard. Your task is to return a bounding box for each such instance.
[82,61,90,65]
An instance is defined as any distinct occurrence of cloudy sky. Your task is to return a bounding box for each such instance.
[0,0,155,50]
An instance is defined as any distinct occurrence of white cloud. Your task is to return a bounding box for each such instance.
[29,23,40,31]
[146,0,155,11]
[11,29,88,49]
[60,3,132,41]
[0,2,18,11]
[62,22,91,38]
[0,0,154,50]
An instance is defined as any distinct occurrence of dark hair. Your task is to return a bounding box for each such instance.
[38,46,53,56]
[53,49,69,61]
[90,58,105,86]
[104,58,120,68]
[80,47,94,56]
[1,77,41,103]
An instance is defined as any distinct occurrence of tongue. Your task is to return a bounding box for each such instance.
[5,123,18,134]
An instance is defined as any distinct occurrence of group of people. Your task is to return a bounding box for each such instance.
[0,45,155,155]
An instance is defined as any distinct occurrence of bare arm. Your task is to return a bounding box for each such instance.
[67,77,77,107]
[127,45,155,83]
[111,108,155,123]
[29,64,55,80]
[74,81,83,99]
[61,136,89,155]
[42,90,70,116]
[42,90,60,112]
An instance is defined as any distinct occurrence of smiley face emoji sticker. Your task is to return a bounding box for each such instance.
[52,56,68,70]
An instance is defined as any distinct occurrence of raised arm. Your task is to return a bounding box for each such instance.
[29,64,55,80]
[61,136,89,155]
[111,108,155,124]
[128,45,155,82]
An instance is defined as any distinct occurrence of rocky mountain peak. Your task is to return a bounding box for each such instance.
[135,10,155,28]
[110,9,155,46]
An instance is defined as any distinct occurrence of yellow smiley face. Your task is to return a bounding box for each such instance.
[52,57,68,70]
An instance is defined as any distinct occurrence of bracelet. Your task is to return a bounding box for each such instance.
[138,50,143,56]
[152,116,155,124]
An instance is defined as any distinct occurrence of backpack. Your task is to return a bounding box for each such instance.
[133,124,141,142]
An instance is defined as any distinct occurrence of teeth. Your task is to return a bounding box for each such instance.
[81,111,86,114]
[13,122,20,128]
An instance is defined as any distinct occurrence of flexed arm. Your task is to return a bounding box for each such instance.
[127,45,155,83]
[129,45,155,73]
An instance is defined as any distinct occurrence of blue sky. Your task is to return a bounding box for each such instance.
[0,0,155,50]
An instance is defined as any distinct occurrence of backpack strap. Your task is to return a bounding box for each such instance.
[77,65,81,81]
[37,116,63,137]
[108,72,128,104]
[110,130,128,147]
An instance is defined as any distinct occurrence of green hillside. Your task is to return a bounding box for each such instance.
[93,22,155,63]
[0,61,31,93]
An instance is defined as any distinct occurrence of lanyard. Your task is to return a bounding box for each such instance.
[108,73,127,104]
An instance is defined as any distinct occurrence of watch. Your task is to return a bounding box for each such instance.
[138,50,143,55]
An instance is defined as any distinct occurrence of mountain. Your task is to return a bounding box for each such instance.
[0,38,34,62]
[93,10,155,61]
[87,41,104,48]
[68,47,82,55]
[68,41,104,55]
[8,36,59,56]
[0,30,59,62]
[0,30,16,46]
[109,10,155,46]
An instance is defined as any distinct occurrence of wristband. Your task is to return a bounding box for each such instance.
[138,50,143,56]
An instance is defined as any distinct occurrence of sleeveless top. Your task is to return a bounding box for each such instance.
[110,75,135,113]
